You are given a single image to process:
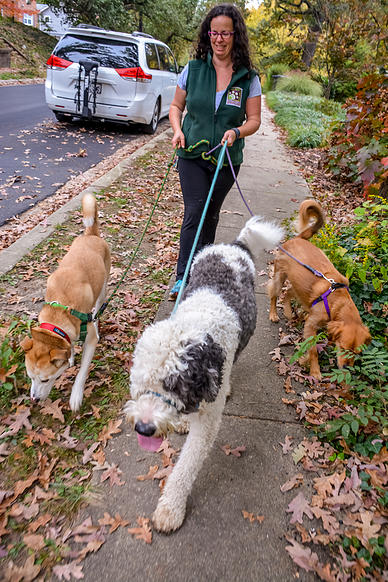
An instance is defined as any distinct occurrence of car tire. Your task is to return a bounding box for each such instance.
[54,111,71,122]
[144,99,160,134]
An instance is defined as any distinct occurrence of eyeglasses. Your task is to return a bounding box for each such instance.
[208,31,235,39]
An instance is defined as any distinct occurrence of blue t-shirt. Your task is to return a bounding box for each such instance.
[178,63,261,111]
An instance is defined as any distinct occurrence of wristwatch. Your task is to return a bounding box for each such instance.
[231,127,240,139]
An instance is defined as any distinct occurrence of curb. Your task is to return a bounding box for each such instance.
[0,129,172,276]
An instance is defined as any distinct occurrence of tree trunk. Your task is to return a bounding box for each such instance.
[302,28,321,69]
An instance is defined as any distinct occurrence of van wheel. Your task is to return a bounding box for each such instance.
[144,100,160,134]
[54,111,70,122]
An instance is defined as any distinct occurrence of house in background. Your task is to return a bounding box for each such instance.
[37,3,70,38]
[0,0,39,27]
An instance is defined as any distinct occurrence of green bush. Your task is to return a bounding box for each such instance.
[275,72,323,97]
[263,63,289,92]
[266,91,344,148]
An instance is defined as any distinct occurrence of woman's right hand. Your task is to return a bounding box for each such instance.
[172,129,185,149]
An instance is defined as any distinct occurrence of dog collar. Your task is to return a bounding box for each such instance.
[145,390,200,414]
[44,301,93,343]
[145,390,180,411]
[39,322,71,344]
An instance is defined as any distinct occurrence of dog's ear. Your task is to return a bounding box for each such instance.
[50,348,70,368]
[20,337,33,352]
[163,334,225,412]
[327,320,344,342]
[31,327,69,349]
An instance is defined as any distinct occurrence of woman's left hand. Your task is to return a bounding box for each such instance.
[221,129,238,147]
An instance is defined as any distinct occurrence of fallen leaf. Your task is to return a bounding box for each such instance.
[280,473,304,492]
[40,398,65,422]
[285,537,319,572]
[221,444,246,457]
[137,465,159,481]
[23,533,45,551]
[97,512,129,533]
[4,554,41,582]
[279,435,294,454]
[127,517,152,544]
[0,406,32,438]
[242,510,264,523]
[292,444,306,465]
[52,560,84,580]
[82,442,100,464]
[0,443,10,462]
[98,419,122,447]
[286,492,314,524]
[28,513,52,533]
[100,463,125,486]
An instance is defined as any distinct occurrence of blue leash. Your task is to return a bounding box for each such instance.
[172,141,228,313]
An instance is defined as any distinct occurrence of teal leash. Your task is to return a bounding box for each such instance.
[172,141,228,314]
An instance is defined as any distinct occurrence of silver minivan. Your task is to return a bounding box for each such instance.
[45,26,179,133]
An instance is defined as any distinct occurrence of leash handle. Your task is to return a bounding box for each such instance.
[172,141,228,312]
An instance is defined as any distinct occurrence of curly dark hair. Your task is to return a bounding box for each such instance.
[195,4,253,72]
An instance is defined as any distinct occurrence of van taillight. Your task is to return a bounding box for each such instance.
[115,66,152,81]
[46,55,72,69]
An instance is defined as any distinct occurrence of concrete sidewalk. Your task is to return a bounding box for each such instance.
[79,104,315,581]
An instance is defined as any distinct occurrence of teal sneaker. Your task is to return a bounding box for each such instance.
[169,279,183,301]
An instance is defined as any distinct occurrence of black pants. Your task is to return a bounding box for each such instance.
[176,156,240,280]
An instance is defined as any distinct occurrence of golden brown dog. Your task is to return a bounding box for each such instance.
[268,199,370,379]
[21,193,110,411]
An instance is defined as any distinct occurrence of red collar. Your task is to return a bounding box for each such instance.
[39,323,71,345]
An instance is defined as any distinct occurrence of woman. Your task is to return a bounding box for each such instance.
[169,3,261,299]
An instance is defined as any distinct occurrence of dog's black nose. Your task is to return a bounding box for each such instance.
[135,421,156,437]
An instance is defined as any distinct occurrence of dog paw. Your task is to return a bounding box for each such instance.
[269,312,279,323]
[69,390,83,412]
[152,500,185,533]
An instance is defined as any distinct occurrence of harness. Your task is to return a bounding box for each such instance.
[278,245,349,320]
[41,301,93,343]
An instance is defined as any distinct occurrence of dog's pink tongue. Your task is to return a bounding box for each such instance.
[137,433,163,452]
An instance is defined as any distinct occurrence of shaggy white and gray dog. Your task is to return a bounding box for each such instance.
[124,216,283,533]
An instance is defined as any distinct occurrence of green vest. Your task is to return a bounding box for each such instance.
[178,53,255,166]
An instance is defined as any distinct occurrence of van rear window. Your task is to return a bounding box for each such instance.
[54,34,138,68]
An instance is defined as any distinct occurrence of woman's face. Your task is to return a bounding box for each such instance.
[209,15,234,61]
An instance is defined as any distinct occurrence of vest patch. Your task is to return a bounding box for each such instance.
[226,86,242,108]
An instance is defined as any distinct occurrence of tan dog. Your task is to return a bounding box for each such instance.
[21,193,110,411]
[268,199,370,379]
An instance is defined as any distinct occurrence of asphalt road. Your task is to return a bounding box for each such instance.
[0,83,155,226]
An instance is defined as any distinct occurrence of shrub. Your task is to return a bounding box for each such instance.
[322,342,388,456]
[275,72,323,97]
[327,73,388,198]
[266,91,344,148]
[263,62,289,92]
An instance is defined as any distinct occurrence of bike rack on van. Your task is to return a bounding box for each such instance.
[75,59,99,119]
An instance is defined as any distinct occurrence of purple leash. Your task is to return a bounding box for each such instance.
[204,143,254,217]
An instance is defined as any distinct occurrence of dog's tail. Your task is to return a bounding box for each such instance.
[82,193,100,237]
[236,216,284,257]
[297,199,325,240]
